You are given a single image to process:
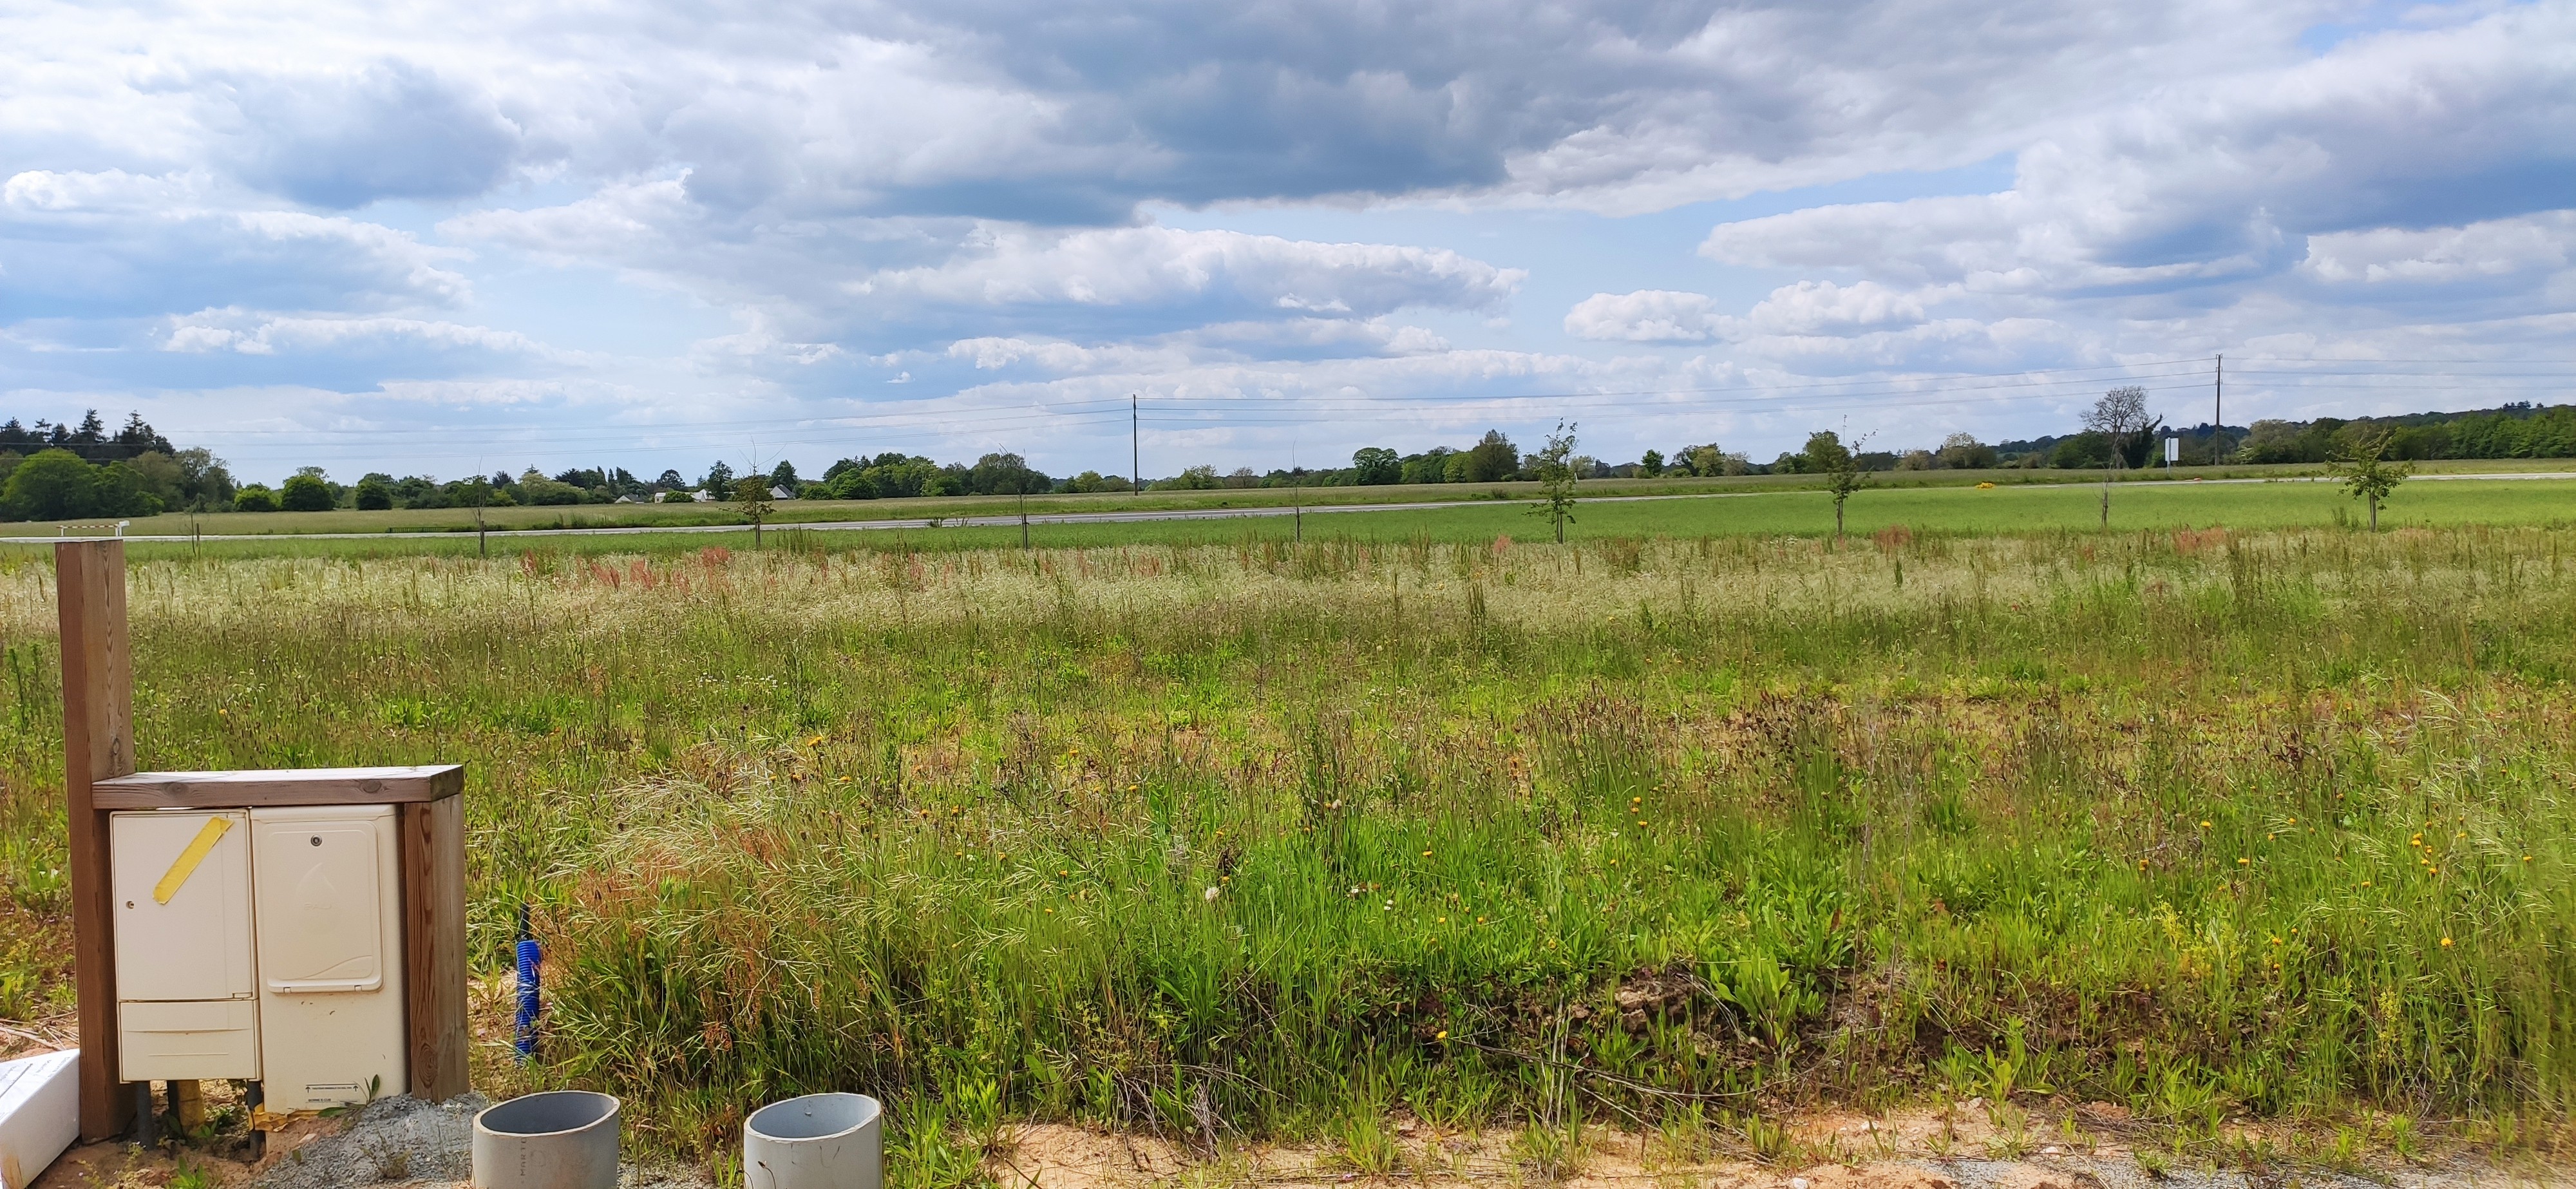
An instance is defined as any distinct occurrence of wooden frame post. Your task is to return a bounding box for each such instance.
[399,792,469,1100]
[56,540,135,1142]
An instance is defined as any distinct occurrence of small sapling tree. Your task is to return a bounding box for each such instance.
[1530,421,1579,544]
[734,476,775,548]
[2084,385,2150,529]
[2327,430,2411,530]
[1804,430,1869,538]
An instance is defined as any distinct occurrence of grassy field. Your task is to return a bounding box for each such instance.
[1,522,2574,1181]
[5,474,2570,561]
[3,459,2569,542]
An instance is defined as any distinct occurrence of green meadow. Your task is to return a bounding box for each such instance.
[14,473,2573,560]
[1,512,2573,1180]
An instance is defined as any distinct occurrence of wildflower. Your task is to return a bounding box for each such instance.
[2361,880,2371,887]
[2238,858,2251,866]
[1435,917,1446,924]
[2199,820,2211,829]
[2440,937,2453,947]
[1421,850,1433,858]
[806,734,826,747]
[1435,1029,1449,1040]
[1203,886,1220,902]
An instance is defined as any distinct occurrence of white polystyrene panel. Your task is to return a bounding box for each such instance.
[109,811,253,1002]
[251,810,384,993]
[0,1049,77,1189]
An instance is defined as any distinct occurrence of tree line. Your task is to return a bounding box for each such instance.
[0,398,2564,520]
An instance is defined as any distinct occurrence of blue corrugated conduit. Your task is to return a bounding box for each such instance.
[515,902,542,1061]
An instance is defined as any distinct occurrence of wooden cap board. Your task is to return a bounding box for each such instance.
[93,765,464,810]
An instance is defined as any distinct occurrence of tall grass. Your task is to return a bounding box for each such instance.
[0,528,2571,1174]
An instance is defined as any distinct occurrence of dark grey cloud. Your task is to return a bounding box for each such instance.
[223,61,524,209]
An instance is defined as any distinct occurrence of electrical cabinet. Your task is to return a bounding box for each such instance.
[106,804,408,1108]
[109,811,257,1081]
[250,806,406,1110]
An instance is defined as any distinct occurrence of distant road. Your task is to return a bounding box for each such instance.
[2,469,2569,545]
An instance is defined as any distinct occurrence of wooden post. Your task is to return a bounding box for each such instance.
[56,540,135,1141]
[400,794,469,1101]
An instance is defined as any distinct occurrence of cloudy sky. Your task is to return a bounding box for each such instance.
[3,0,2571,484]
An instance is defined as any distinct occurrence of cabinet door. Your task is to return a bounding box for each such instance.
[251,811,386,993]
[110,811,254,1002]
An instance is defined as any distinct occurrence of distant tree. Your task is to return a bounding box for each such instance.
[1528,421,1579,544]
[280,471,334,511]
[1157,464,1222,491]
[517,468,583,505]
[173,447,235,509]
[2327,430,2412,530]
[701,461,735,494]
[656,469,688,490]
[1804,431,1868,538]
[733,476,775,547]
[125,451,185,508]
[2083,385,2150,529]
[1464,430,1519,482]
[1937,433,1997,470]
[1,450,155,520]
[232,484,281,513]
[770,460,799,491]
[970,452,1045,495]
[1350,447,1400,485]
[354,474,395,510]
[1639,449,1664,477]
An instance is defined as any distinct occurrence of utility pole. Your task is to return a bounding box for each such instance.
[2213,353,2223,466]
[1019,489,1030,551]
[1130,393,1141,495]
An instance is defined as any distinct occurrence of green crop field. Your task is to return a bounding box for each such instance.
[1,459,2568,547]
[3,519,2575,1182]
[12,473,2572,562]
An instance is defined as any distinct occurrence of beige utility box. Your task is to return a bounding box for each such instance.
[109,805,408,1109]
[111,810,258,1080]
[250,806,405,1109]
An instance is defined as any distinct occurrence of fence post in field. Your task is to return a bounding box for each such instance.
[56,539,136,1141]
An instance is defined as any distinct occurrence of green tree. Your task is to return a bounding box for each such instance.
[1804,431,1868,538]
[1350,447,1400,486]
[354,475,395,510]
[1528,421,1579,544]
[232,484,281,512]
[1639,449,1664,477]
[734,476,776,547]
[280,470,334,511]
[1464,430,1519,482]
[2,450,113,520]
[2327,431,2412,530]
[1936,433,1996,470]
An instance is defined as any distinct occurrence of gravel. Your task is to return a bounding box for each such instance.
[249,1094,710,1189]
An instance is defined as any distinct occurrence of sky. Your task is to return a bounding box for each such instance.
[2,0,2573,486]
